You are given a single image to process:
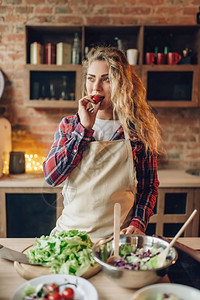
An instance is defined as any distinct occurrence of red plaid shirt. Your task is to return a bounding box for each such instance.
[43,114,159,232]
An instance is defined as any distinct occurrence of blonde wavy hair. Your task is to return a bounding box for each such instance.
[82,46,162,155]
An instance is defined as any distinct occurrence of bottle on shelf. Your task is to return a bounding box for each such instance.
[197,6,200,24]
[114,37,124,50]
[164,46,169,64]
[71,33,81,65]
[40,83,46,100]
[60,75,69,100]
[49,82,56,99]
[154,46,158,64]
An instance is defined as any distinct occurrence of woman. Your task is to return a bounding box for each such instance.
[43,46,161,238]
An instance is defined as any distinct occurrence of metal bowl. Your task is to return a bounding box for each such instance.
[92,235,178,289]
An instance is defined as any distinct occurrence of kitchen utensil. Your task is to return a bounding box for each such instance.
[107,203,121,263]
[92,235,178,289]
[155,235,200,263]
[0,70,5,99]
[156,209,197,268]
[0,244,39,265]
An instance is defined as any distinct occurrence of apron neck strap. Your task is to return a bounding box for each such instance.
[123,127,130,140]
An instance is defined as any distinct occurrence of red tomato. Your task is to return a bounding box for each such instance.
[46,284,59,293]
[91,95,104,104]
[48,292,61,300]
[61,287,74,300]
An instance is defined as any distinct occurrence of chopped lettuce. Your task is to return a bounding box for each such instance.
[108,244,168,270]
[26,230,96,276]
[23,284,36,296]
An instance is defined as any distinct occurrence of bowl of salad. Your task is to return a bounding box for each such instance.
[92,235,178,289]
[131,283,200,300]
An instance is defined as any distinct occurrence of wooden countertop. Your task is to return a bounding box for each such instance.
[0,237,199,300]
[0,169,200,188]
[158,169,200,188]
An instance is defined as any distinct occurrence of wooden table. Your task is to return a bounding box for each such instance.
[0,238,199,300]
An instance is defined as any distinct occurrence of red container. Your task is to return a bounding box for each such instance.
[145,52,155,64]
[167,52,181,65]
[157,53,166,64]
[45,43,56,64]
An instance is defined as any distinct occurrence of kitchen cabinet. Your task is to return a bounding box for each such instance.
[147,187,200,237]
[25,24,200,108]
[0,178,63,238]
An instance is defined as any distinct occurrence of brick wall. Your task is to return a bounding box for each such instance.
[0,0,200,169]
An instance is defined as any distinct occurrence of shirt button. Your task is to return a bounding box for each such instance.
[74,149,77,153]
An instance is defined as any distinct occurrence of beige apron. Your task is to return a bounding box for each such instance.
[54,136,136,238]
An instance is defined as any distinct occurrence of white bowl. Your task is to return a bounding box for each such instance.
[132,283,200,300]
[12,274,98,300]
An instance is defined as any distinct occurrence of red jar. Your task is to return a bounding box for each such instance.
[45,43,56,64]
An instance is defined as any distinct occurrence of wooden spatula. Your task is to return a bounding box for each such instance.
[157,209,197,268]
[107,203,121,263]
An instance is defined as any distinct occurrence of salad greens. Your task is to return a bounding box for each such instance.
[101,242,169,270]
[26,230,96,276]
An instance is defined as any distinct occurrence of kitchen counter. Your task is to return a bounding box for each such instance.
[158,169,200,188]
[0,237,199,300]
[0,169,200,188]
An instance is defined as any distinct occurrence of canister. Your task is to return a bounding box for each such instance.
[9,151,25,174]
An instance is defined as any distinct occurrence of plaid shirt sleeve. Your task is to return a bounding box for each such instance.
[129,141,159,232]
[113,127,159,232]
[43,114,94,186]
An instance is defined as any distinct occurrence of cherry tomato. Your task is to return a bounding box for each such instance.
[46,283,59,293]
[48,292,61,300]
[61,287,74,300]
[91,95,104,104]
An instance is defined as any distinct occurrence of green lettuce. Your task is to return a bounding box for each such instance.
[26,230,96,276]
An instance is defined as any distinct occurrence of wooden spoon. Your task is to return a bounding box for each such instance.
[107,203,121,263]
[157,209,197,268]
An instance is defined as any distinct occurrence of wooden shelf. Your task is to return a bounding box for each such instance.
[24,64,82,108]
[25,99,78,109]
[24,24,200,108]
[142,65,200,107]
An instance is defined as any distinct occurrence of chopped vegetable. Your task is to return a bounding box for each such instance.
[23,282,75,300]
[26,230,96,276]
[101,243,170,270]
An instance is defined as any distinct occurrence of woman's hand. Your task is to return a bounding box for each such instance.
[120,225,145,235]
[78,96,100,130]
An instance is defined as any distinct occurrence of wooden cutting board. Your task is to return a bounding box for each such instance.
[14,245,101,280]
[0,117,12,177]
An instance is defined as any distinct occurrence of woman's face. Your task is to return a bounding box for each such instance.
[86,60,112,111]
